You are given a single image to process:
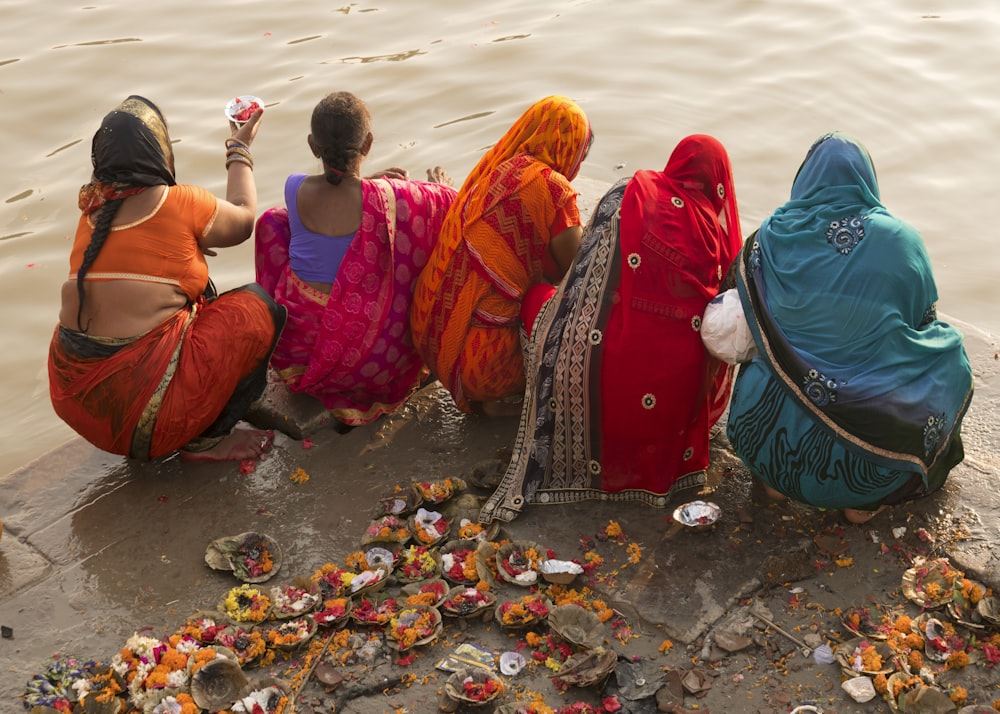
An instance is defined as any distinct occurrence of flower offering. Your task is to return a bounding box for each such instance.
[396,544,441,582]
[271,582,321,618]
[361,514,411,545]
[387,605,442,651]
[497,594,551,628]
[221,584,272,623]
[442,586,496,618]
[496,541,544,586]
[265,617,316,650]
[215,628,267,666]
[413,477,466,504]
[314,597,353,627]
[441,541,480,585]
[351,596,400,626]
[410,507,451,546]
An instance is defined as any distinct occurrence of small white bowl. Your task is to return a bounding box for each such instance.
[224,95,263,126]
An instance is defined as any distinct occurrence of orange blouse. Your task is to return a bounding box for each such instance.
[68,184,218,301]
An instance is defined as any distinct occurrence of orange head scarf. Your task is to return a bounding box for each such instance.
[457,95,591,226]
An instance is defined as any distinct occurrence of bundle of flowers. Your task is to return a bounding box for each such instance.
[313,597,352,627]
[72,663,125,711]
[230,682,291,713]
[310,563,355,599]
[413,477,466,504]
[457,518,491,542]
[221,584,272,623]
[387,605,441,651]
[901,556,963,609]
[444,669,505,705]
[441,545,479,585]
[396,544,441,582]
[265,617,316,650]
[178,615,227,644]
[21,656,99,712]
[348,567,388,595]
[215,628,267,666]
[232,534,276,581]
[442,587,495,617]
[497,594,551,628]
[351,596,400,626]
[271,582,321,617]
[410,508,451,545]
[402,579,449,608]
[362,515,410,545]
[496,542,544,586]
[520,632,575,671]
[148,691,199,714]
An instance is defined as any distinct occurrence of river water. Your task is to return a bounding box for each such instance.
[1,0,998,477]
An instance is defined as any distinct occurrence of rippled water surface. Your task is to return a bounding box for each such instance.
[1,0,998,476]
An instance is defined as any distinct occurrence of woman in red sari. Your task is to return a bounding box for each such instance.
[481,135,742,523]
[410,96,592,415]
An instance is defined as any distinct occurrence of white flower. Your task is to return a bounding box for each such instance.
[514,570,538,585]
[441,553,457,572]
[166,668,189,688]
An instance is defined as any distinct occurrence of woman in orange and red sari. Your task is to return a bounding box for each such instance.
[410,96,593,416]
[49,95,286,462]
[481,135,742,523]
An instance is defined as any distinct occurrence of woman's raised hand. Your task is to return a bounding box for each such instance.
[229,107,263,147]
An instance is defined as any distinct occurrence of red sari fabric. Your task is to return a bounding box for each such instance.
[481,135,742,523]
[48,288,280,460]
[255,178,455,424]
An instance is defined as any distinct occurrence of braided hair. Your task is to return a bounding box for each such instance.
[310,92,371,185]
[75,199,125,332]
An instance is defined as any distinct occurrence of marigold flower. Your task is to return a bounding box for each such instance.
[945,650,969,670]
[950,685,968,706]
[873,673,888,694]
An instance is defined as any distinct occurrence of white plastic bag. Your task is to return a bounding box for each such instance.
[701,289,757,364]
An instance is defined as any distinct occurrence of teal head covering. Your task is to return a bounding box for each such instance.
[735,131,972,479]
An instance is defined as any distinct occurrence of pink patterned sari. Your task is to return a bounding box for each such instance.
[255,177,456,424]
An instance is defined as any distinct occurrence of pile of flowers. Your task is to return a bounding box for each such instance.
[364,515,410,544]
[351,596,400,626]
[499,544,543,586]
[442,587,493,616]
[498,594,551,627]
[271,582,320,617]
[519,632,576,672]
[314,597,352,626]
[457,518,490,542]
[180,615,226,644]
[396,545,439,581]
[310,563,354,598]
[216,627,266,666]
[387,606,439,650]
[233,535,275,580]
[460,673,504,701]
[266,617,314,648]
[411,508,450,545]
[413,477,465,503]
[442,545,479,584]
[403,580,448,607]
[222,583,272,623]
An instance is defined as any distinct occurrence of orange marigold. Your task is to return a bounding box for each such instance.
[907,649,924,671]
[873,673,888,694]
[605,520,623,538]
[904,633,924,650]
[945,650,969,670]
[893,615,912,634]
[950,685,968,706]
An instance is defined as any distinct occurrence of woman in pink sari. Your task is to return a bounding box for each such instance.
[255,92,456,425]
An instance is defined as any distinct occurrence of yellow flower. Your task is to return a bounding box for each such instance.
[627,542,642,564]
[605,520,623,539]
[658,639,674,654]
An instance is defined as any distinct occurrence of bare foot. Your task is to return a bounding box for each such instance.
[179,428,274,462]
[477,399,522,418]
[751,478,788,504]
[843,504,889,525]
[426,166,454,186]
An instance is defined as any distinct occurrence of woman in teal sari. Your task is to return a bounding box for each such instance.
[725,132,973,524]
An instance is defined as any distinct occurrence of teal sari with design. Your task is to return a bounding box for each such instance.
[727,133,973,510]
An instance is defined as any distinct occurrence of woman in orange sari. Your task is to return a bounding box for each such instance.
[48,96,285,462]
[410,96,592,415]
[481,135,742,523]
